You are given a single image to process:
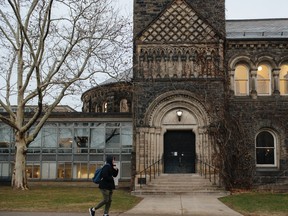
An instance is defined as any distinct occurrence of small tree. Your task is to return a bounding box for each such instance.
[0,0,131,189]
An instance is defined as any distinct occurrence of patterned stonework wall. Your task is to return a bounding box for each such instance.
[134,0,225,79]
[136,45,222,79]
[134,0,225,37]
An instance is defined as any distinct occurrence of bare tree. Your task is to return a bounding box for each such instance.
[0,0,132,189]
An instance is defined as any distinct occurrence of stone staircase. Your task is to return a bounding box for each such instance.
[132,173,227,195]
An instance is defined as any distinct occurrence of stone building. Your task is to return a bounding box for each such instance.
[129,0,288,190]
[1,0,288,191]
[82,0,288,190]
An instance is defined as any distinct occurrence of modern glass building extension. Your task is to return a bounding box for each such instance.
[0,113,132,184]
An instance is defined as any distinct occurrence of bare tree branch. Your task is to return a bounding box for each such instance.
[0,0,132,189]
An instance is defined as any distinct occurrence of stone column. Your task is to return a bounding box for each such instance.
[143,128,149,169]
[155,128,161,168]
[250,69,258,99]
[135,129,140,173]
[138,128,145,172]
[149,128,156,165]
[198,127,208,174]
[197,128,204,173]
[273,69,280,95]
[229,69,235,94]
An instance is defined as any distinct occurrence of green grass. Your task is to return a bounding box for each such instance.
[219,192,288,216]
[1,185,288,216]
[0,185,142,213]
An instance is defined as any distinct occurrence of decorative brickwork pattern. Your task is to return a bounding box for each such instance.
[140,0,218,43]
[136,45,222,79]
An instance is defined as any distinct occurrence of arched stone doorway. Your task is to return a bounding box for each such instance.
[134,90,212,177]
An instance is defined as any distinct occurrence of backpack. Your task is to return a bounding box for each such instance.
[92,164,110,184]
[92,167,103,184]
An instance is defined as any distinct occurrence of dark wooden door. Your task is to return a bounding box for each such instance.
[164,130,195,173]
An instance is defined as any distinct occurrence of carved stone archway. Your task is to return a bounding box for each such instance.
[134,90,214,178]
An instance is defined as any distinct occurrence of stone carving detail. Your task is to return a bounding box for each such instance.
[139,0,218,43]
[137,46,222,78]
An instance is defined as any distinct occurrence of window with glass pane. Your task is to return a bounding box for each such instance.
[73,163,88,179]
[107,123,120,127]
[121,162,131,178]
[0,125,11,153]
[103,102,108,113]
[0,163,10,177]
[28,129,42,153]
[257,64,271,95]
[43,127,57,149]
[256,131,275,165]
[74,122,89,127]
[279,64,288,95]
[90,128,105,153]
[106,127,120,152]
[234,64,249,96]
[58,128,73,153]
[74,128,89,153]
[57,162,72,179]
[41,162,56,179]
[121,127,132,153]
[26,164,40,179]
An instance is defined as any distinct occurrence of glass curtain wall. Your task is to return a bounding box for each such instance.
[0,121,132,181]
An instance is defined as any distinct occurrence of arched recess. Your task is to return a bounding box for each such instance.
[144,90,210,127]
[256,56,277,69]
[228,55,255,70]
[135,90,213,175]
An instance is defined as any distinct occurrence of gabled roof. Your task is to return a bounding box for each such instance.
[226,19,288,39]
[138,0,221,44]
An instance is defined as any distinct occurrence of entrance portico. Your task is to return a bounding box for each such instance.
[134,90,213,182]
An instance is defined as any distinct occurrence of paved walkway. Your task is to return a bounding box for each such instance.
[0,193,242,216]
[120,193,242,216]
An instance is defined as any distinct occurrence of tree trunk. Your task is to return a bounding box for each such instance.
[11,139,28,190]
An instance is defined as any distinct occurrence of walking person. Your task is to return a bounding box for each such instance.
[89,156,119,216]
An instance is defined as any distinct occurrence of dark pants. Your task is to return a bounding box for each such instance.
[94,189,113,214]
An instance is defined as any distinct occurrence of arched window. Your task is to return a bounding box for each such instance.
[120,99,129,112]
[256,131,276,166]
[234,64,249,96]
[102,102,108,113]
[279,64,288,95]
[95,104,100,113]
[257,64,271,95]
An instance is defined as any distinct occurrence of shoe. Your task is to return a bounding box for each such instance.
[89,208,95,216]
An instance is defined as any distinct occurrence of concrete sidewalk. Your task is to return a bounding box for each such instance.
[0,193,243,216]
[119,193,242,216]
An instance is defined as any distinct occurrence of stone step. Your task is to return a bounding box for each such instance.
[132,173,226,195]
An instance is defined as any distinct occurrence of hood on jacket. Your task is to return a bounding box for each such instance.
[106,155,114,166]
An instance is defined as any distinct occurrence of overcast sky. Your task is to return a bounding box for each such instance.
[116,0,288,19]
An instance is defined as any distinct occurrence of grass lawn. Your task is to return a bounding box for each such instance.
[0,185,142,213]
[219,192,288,216]
[1,185,288,216]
